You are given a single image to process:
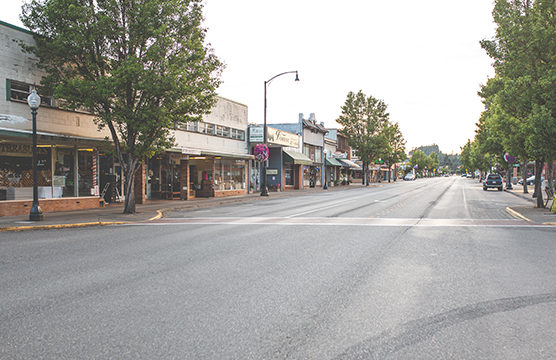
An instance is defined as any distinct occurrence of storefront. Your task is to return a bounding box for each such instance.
[0,129,110,215]
[0,134,108,201]
[324,157,342,187]
[282,149,312,190]
[143,150,251,200]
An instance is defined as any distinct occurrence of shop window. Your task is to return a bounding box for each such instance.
[54,147,75,197]
[78,150,94,196]
[314,147,322,163]
[214,159,245,191]
[0,144,53,201]
[284,163,294,186]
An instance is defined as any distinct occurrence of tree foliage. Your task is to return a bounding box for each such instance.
[471,0,555,207]
[336,90,393,185]
[20,0,223,213]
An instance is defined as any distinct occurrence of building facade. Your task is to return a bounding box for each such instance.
[0,20,251,216]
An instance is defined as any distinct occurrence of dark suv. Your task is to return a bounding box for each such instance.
[483,173,503,191]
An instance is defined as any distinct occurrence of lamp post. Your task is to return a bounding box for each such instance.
[27,89,43,221]
[323,148,328,190]
[261,70,299,196]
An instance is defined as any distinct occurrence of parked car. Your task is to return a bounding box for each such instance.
[404,173,416,181]
[483,173,503,191]
[518,175,544,186]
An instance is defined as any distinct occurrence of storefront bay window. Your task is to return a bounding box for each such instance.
[1,143,100,201]
[214,159,245,191]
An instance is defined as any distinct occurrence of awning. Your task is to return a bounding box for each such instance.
[0,127,108,145]
[283,149,313,165]
[338,158,362,170]
[325,157,342,167]
[201,150,254,160]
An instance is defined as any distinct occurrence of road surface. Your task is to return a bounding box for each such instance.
[1,176,555,359]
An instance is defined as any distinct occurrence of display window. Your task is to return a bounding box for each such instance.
[214,159,245,191]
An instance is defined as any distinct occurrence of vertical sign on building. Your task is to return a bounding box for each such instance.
[91,151,99,196]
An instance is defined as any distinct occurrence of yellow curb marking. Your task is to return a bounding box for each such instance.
[505,207,533,222]
[0,221,128,232]
[148,210,163,221]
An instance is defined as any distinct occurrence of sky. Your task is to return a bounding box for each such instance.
[1,0,497,154]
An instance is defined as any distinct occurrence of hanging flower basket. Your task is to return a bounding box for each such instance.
[254,144,269,162]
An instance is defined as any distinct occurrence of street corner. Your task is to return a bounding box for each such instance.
[505,206,533,222]
[506,206,556,226]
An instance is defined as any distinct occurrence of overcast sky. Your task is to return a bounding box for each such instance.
[2,0,497,154]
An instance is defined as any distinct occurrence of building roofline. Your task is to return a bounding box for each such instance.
[216,95,247,108]
[0,20,34,36]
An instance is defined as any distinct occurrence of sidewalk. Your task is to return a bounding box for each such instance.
[505,184,556,225]
[0,183,376,232]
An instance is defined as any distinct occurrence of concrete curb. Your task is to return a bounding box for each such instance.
[505,207,533,222]
[505,189,535,203]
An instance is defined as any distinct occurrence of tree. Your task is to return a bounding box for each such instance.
[336,90,390,186]
[21,0,223,213]
[428,152,439,175]
[410,149,428,177]
[382,122,406,182]
[480,0,556,207]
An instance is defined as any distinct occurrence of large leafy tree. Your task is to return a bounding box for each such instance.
[382,122,406,182]
[20,0,223,213]
[480,0,556,207]
[336,90,390,186]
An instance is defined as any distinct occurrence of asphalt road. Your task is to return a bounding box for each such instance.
[1,176,555,359]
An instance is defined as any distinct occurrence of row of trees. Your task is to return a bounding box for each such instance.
[409,149,439,176]
[461,0,555,208]
[336,90,406,184]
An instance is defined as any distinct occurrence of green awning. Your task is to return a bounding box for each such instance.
[283,149,313,165]
[325,157,342,166]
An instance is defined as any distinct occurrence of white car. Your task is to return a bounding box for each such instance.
[404,173,416,181]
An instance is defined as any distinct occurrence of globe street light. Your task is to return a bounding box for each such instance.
[261,70,299,196]
[27,89,43,221]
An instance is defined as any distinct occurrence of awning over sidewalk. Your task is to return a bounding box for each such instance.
[337,158,362,170]
[325,157,342,167]
[200,150,255,160]
[283,149,313,165]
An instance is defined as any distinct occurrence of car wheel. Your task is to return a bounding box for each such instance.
[483,187,487,191]
[498,187,503,191]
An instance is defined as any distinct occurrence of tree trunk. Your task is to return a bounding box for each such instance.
[547,159,554,194]
[506,163,512,189]
[387,164,391,183]
[535,160,544,208]
[123,156,139,214]
[521,160,528,194]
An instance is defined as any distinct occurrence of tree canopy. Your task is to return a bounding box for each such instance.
[21,0,223,213]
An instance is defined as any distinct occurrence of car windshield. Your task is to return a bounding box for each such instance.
[488,175,501,180]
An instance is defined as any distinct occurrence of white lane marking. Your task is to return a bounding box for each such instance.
[134,222,550,228]
[135,217,552,228]
[284,197,359,218]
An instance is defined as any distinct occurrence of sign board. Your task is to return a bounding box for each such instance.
[266,169,278,175]
[249,127,264,142]
[249,126,299,148]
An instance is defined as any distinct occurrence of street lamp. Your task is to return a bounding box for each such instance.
[27,89,43,221]
[323,148,328,190]
[261,70,299,196]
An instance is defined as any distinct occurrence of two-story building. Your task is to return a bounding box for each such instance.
[0,20,252,216]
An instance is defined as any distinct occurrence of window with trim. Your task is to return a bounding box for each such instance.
[6,79,92,113]
[6,79,54,107]
[180,121,246,141]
